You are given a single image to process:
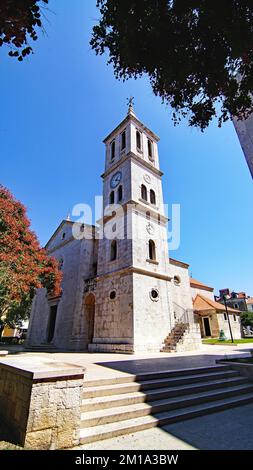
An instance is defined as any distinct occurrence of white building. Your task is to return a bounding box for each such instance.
[26,105,240,353]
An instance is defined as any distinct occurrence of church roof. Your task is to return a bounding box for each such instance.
[193,294,240,314]
[190,277,214,292]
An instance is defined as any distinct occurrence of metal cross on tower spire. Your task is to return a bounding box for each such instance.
[127,96,135,115]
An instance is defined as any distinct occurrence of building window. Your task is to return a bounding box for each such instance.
[121,131,126,150]
[47,305,58,343]
[118,185,123,202]
[174,275,181,286]
[111,140,115,160]
[233,314,237,322]
[141,184,147,201]
[110,290,116,300]
[150,189,156,205]
[110,191,115,204]
[150,288,159,301]
[112,223,116,233]
[61,232,66,240]
[110,240,117,261]
[234,303,239,309]
[148,239,156,261]
[224,313,228,321]
[148,139,153,159]
[146,211,151,220]
[136,130,141,150]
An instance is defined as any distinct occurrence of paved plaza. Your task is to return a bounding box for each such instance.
[1,343,253,450]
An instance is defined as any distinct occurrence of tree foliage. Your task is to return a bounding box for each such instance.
[0,185,62,325]
[0,0,48,61]
[91,0,253,130]
[241,311,253,328]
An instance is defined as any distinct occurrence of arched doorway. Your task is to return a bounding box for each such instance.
[84,293,95,345]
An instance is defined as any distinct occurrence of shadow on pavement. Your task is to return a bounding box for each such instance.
[95,354,229,375]
[161,402,253,450]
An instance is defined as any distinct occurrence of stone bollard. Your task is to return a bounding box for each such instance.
[0,356,85,449]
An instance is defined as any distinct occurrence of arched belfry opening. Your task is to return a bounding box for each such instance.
[84,293,95,345]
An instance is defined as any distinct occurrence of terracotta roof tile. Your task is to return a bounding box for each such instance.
[193,294,241,314]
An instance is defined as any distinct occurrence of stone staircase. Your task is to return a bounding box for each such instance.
[79,364,253,444]
[161,323,189,352]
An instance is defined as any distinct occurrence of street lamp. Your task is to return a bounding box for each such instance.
[223,294,234,343]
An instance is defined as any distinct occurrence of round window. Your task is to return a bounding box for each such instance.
[150,289,159,301]
[110,290,116,300]
[174,276,181,286]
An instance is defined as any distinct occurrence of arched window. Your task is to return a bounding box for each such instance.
[148,240,156,261]
[136,130,141,150]
[121,131,126,150]
[148,139,153,159]
[118,185,123,202]
[150,189,156,205]
[110,191,115,204]
[141,184,147,201]
[110,240,117,261]
[111,141,115,160]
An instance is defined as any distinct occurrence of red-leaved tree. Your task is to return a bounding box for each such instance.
[0,185,62,331]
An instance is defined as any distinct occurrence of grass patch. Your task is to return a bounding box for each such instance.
[202,338,253,345]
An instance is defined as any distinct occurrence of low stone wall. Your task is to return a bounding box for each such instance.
[0,356,85,449]
[218,360,253,382]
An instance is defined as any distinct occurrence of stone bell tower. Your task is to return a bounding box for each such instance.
[89,100,173,353]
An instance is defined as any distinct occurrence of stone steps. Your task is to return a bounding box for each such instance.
[81,376,248,411]
[79,365,253,444]
[82,369,239,398]
[79,392,253,444]
[81,382,253,428]
[161,322,190,352]
[84,364,231,388]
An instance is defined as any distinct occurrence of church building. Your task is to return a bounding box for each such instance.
[26,104,239,353]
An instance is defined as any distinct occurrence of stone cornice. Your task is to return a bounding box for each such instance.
[101,151,163,179]
[169,258,189,269]
[101,200,169,225]
[96,266,172,282]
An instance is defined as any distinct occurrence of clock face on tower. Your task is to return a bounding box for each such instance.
[110,171,122,189]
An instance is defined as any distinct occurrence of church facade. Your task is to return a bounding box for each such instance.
[26,105,204,353]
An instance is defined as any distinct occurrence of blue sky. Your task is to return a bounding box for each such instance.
[1,0,252,295]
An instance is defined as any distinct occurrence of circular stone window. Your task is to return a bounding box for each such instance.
[109,290,117,300]
[174,275,181,286]
[150,288,159,302]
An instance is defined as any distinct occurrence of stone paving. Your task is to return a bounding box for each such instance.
[1,343,251,382]
[77,403,253,450]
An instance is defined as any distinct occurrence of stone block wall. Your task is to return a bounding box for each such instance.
[0,358,84,449]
